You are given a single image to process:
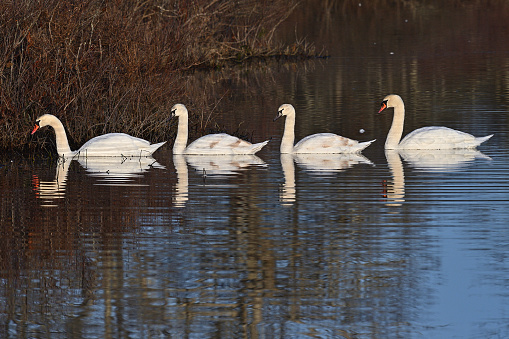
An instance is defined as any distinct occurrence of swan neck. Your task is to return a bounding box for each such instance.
[173,115,188,154]
[386,102,405,149]
[280,114,295,153]
[51,118,73,156]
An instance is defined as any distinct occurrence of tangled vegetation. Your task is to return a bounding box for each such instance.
[0,0,314,154]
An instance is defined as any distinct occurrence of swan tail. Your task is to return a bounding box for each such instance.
[474,134,493,147]
[148,141,167,154]
[356,139,376,152]
[250,140,270,154]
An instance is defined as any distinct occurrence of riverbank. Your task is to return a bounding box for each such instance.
[0,0,316,154]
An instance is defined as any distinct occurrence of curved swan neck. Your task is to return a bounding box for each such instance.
[386,99,405,149]
[173,113,189,154]
[280,113,295,153]
[48,116,73,156]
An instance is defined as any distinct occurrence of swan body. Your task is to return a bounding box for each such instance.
[274,104,375,154]
[171,104,269,155]
[31,114,166,158]
[378,94,493,150]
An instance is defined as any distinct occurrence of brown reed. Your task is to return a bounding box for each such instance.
[0,0,314,154]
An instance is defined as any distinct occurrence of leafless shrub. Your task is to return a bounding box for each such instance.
[0,0,312,153]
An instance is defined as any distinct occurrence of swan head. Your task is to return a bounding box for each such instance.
[31,114,59,134]
[170,104,188,118]
[378,94,404,114]
[274,103,295,121]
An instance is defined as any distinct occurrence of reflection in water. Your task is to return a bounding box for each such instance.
[173,154,267,207]
[77,156,165,185]
[383,149,491,207]
[279,153,373,206]
[383,148,491,208]
[279,154,295,206]
[185,154,266,177]
[32,158,70,207]
[293,153,373,174]
[173,154,188,207]
[398,148,491,172]
[384,150,405,207]
[4,1,509,337]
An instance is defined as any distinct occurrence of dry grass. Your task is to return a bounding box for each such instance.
[0,0,315,154]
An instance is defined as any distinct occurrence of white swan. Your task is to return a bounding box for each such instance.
[31,114,166,158]
[274,104,375,154]
[378,94,493,149]
[170,104,269,155]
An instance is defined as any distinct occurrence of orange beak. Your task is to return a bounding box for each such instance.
[378,102,387,114]
[31,124,40,135]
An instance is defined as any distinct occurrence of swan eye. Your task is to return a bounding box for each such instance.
[279,109,283,114]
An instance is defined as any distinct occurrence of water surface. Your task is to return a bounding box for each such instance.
[2,1,509,338]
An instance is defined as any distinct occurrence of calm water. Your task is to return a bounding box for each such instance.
[2,2,509,338]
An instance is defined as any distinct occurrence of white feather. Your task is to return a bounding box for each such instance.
[379,94,493,150]
[274,104,375,154]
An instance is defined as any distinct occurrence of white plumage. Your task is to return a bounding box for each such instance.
[31,114,166,158]
[378,94,493,149]
[170,104,269,155]
[274,103,375,154]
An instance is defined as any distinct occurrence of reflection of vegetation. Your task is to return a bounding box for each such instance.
[1,2,507,335]
[270,0,509,142]
[0,0,315,153]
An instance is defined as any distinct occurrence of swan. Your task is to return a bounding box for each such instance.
[31,114,166,158]
[274,104,375,154]
[170,104,269,155]
[378,94,493,149]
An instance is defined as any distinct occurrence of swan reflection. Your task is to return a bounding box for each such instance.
[173,154,188,208]
[279,153,372,206]
[293,153,373,174]
[185,154,266,177]
[172,154,266,207]
[398,148,491,172]
[32,158,70,207]
[77,156,165,186]
[383,148,491,208]
[384,150,405,207]
[280,154,296,206]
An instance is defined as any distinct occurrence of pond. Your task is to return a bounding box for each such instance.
[2,1,509,338]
